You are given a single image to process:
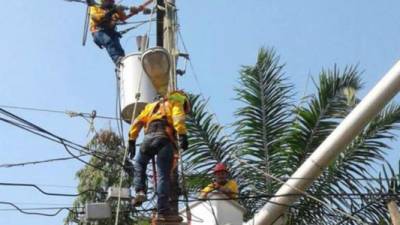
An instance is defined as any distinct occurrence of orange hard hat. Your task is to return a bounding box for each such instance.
[213,163,227,173]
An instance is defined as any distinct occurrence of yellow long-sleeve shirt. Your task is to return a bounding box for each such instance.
[201,180,239,199]
[128,98,187,141]
[89,5,127,32]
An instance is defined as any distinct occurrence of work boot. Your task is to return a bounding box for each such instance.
[131,191,146,207]
[156,213,183,223]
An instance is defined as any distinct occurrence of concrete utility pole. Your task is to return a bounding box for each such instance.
[161,0,180,216]
[246,61,400,225]
[164,0,178,92]
[388,200,400,225]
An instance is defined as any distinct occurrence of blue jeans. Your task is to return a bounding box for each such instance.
[92,29,125,65]
[133,134,173,214]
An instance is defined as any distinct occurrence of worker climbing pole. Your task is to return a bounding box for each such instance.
[89,0,153,65]
[69,0,191,224]
[128,90,190,223]
[122,0,192,224]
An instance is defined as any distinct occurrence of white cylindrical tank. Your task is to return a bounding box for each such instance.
[119,53,157,123]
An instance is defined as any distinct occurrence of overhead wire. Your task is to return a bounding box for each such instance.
[0,206,78,211]
[0,108,126,169]
[0,104,119,120]
[0,115,107,172]
[114,1,156,224]
[0,182,102,197]
[234,156,371,225]
[0,201,75,217]
[0,154,88,168]
[176,17,382,225]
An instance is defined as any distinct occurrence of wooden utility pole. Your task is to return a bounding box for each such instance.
[387,200,400,225]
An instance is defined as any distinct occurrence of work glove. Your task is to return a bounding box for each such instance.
[130,6,143,15]
[142,8,152,14]
[128,140,136,160]
[213,182,221,190]
[178,134,188,151]
[124,159,134,177]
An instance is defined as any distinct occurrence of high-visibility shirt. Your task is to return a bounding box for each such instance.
[128,98,187,141]
[89,5,127,32]
[201,180,239,199]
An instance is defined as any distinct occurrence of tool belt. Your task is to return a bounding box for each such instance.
[146,120,168,137]
[141,120,170,155]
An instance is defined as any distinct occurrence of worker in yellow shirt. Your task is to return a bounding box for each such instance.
[200,163,239,199]
[127,91,190,223]
[89,0,144,65]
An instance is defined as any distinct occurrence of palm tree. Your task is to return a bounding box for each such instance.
[183,48,400,224]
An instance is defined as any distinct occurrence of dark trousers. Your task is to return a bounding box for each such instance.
[133,133,174,214]
[92,29,125,65]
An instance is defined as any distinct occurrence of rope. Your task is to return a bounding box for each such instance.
[118,19,152,36]
[207,200,220,225]
[113,1,156,224]
[178,145,192,225]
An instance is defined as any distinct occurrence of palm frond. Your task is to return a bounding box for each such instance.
[233,48,293,192]
[183,95,236,189]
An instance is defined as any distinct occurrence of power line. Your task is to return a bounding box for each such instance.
[0,108,126,169]
[0,115,107,172]
[0,201,75,216]
[0,154,88,168]
[0,202,74,207]
[234,156,373,225]
[0,104,120,120]
[0,182,103,197]
[0,206,79,212]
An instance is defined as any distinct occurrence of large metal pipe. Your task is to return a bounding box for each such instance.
[247,60,400,225]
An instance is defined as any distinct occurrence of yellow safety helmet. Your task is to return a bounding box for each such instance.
[167,90,191,114]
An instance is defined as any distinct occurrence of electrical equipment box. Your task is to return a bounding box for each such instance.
[106,187,131,201]
[119,53,157,123]
[84,203,111,220]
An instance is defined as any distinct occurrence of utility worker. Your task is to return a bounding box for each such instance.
[200,163,239,199]
[89,0,143,65]
[127,90,190,222]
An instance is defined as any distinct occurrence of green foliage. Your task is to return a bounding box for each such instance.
[183,47,400,224]
[65,130,134,225]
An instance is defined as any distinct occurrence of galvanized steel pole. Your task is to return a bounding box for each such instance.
[247,60,400,225]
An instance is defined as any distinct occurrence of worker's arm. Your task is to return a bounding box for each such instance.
[112,5,129,22]
[124,5,145,20]
[90,6,107,23]
[171,100,187,135]
[218,180,238,199]
[128,105,149,140]
[199,183,216,199]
